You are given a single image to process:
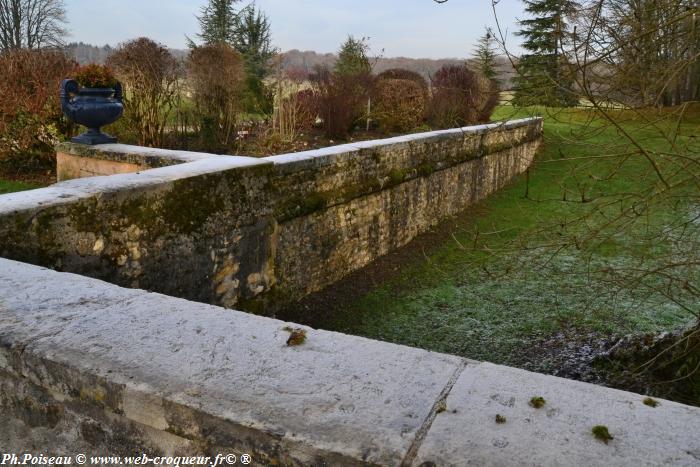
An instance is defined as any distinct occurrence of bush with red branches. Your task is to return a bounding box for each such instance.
[0,49,77,171]
[310,65,373,139]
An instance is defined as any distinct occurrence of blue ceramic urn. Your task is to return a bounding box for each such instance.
[60,79,124,145]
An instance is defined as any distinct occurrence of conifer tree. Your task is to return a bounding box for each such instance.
[234,5,277,113]
[334,36,371,76]
[193,0,241,46]
[512,0,579,107]
[472,28,499,82]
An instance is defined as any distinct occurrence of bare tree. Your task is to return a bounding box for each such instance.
[434,0,700,401]
[0,0,67,52]
[108,38,181,148]
[187,43,246,151]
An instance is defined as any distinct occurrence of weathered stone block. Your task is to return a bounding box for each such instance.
[2,258,699,465]
[414,362,700,467]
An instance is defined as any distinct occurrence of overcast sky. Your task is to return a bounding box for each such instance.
[63,0,526,59]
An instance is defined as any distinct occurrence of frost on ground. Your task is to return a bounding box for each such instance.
[308,232,697,391]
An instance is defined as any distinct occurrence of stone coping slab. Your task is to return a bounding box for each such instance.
[263,117,543,171]
[414,362,700,467]
[0,156,271,215]
[0,258,463,465]
[56,143,223,168]
[2,257,700,466]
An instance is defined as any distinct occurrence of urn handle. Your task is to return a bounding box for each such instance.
[114,82,123,102]
[60,79,79,114]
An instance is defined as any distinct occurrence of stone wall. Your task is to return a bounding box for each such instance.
[2,258,700,466]
[0,118,542,313]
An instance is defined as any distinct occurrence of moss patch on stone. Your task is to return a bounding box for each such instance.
[274,193,327,220]
[161,177,226,234]
[435,400,447,414]
[529,396,546,409]
[592,425,613,444]
[388,168,408,185]
[284,327,307,346]
[416,161,437,178]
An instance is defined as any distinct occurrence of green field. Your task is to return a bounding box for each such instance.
[292,104,700,375]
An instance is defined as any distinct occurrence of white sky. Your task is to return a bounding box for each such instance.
[63,0,526,59]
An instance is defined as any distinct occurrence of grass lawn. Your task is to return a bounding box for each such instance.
[0,179,41,195]
[292,104,700,375]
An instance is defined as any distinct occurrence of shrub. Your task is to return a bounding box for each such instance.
[308,36,376,139]
[377,68,428,94]
[0,49,77,171]
[107,37,181,147]
[428,65,495,129]
[186,43,246,151]
[271,68,318,143]
[310,65,373,139]
[74,64,118,88]
[373,79,426,133]
[295,89,320,130]
[480,78,501,122]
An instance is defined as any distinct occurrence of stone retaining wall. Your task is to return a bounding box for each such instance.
[0,118,541,313]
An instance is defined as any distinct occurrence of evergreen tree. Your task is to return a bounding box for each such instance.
[513,0,579,107]
[234,5,277,113]
[193,0,241,46]
[334,36,371,76]
[472,28,499,82]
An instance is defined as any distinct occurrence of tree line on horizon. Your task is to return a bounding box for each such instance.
[62,43,517,87]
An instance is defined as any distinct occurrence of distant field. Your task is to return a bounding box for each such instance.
[499,90,514,104]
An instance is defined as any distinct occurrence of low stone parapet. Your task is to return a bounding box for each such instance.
[1,258,699,466]
[56,142,223,181]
